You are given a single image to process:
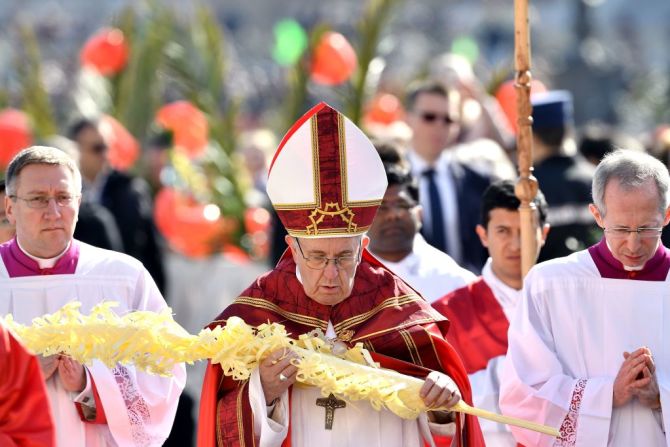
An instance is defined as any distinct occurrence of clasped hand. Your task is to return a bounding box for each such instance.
[38,354,86,393]
[613,347,660,409]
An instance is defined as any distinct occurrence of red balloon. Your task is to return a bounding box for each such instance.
[495,79,547,134]
[311,32,357,86]
[0,109,32,169]
[154,187,224,258]
[80,28,129,76]
[99,115,139,171]
[363,93,405,125]
[156,101,209,158]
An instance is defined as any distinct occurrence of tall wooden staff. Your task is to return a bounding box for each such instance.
[514,0,539,277]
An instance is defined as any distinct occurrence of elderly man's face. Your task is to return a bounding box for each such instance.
[590,178,670,269]
[5,164,81,258]
[286,235,367,306]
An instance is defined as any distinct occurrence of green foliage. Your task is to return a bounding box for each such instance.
[113,7,174,139]
[15,25,58,138]
[346,0,403,125]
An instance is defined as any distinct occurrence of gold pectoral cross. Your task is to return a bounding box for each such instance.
[315,394,346,430]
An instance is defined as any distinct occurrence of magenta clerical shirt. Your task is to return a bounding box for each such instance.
[0,238,79,277]
[588,237,670,281]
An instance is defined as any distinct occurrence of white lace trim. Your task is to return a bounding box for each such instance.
[113,365,158,446]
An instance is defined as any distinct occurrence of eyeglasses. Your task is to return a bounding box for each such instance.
[10,194,80,209]
[417,111,453,125]
[294,238,361,270]
[377,201,417,214]
[603,226,663,239]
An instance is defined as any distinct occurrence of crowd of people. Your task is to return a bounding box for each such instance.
[1,43,670,447]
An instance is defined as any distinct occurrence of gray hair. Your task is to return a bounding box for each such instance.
[592,149,670,215]
[5,146,82,196]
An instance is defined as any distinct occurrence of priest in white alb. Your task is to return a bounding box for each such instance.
[0,146,185,447]
[500,149,670,446]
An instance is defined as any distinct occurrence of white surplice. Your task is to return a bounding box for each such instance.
[0,242,186,447]
[376,233,476,303]
[466,259,520,447]
[500,249,670,447]
[246,320,452,447]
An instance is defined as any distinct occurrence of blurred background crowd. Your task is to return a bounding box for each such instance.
[1,0,669,444]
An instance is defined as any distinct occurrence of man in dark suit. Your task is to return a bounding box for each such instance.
[405,80,492,273]
[68,118,166,292]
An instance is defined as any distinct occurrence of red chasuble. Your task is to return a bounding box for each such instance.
[432,278,509,375]
[0,325,55,446]
[198,250,484,447]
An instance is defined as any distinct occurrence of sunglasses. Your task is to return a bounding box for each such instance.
[418,112,453,125]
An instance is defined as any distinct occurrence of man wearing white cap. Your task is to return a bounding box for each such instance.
[198,103,484,447]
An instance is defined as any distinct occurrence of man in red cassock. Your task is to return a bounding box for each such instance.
[0,322,55,446]
[198,103,484,447]
[432,180,549,446]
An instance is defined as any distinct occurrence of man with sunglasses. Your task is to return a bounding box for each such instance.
[405,80,492,273]
[68,118,166,293]
[500,150,670,446]
[198,103,485,447]
[0,146,185,446]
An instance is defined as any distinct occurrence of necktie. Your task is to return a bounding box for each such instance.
[422,168,448,253]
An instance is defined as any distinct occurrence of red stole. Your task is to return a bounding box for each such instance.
[198,250,484,447]
[432,278,509,374]
[0,325,55,446]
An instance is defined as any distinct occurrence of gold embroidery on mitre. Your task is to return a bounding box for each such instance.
[306,202,357,235]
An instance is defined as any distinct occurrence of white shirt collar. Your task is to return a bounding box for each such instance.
[481,258,522,321]
[407,149,451,176]
[16,238,71,269]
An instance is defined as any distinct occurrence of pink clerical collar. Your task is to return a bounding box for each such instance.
[588,238,670,281]
[0,238,80,278]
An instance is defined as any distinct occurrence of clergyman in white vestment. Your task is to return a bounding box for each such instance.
[500,150,670,447]
[0,146,185,447]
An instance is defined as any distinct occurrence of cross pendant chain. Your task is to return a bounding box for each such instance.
[315,393,346,430]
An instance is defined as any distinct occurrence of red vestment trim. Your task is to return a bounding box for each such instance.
[433,278,509,374]
[75,375,108,424]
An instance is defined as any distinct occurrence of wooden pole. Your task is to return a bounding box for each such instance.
[514,0,539,277]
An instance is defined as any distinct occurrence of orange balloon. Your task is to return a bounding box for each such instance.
[0,109,32,169]
[363,93,405,125]
[99,115,139,171]
[311,32,357,86]
[156,101,209,158]
[495,79,546,133]
[154,187,223,258]
[80,28,129,76]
